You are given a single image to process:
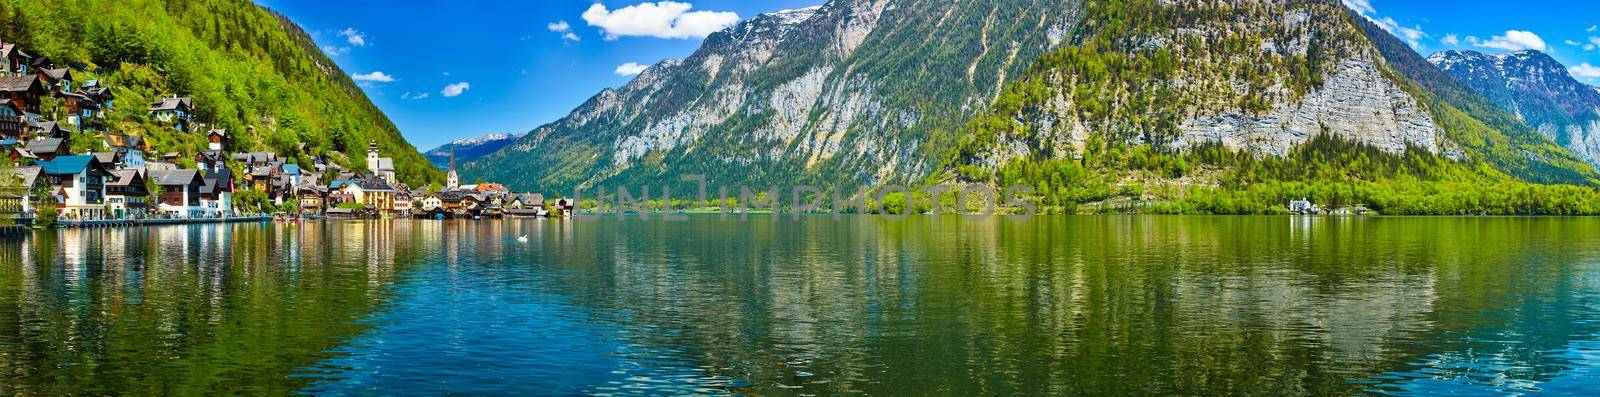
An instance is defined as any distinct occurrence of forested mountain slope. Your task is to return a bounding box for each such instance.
[463,0,1086,192]
[0,0,441,185]
[1429,50,1600,167]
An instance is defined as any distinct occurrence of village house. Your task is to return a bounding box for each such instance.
[38,67,70,92]
[104,169,147,219]
[296,184,327,214]
[24,137,67,161]
[36,154,109,220]
[0,102,23,139]
[61,91,102,131]
[207,128,226,151]
[1,165,42,219]
[474,182,511,196]
[200,168,234,217]
[151,169,203,218]
[148,96,195,132]
[330,177,397,216]
[0,74,44,113]
[0,41,35,77]
[27,118,70,139]
[80,80,114,109]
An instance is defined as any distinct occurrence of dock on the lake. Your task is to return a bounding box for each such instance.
[56,216,272,228]
[0,225,25,238]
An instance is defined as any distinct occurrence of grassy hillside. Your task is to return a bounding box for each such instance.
[0,0,441,185]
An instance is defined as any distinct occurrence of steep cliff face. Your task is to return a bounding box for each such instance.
[463,0,1085,192]
[473,0,1598,193]
[1429,50,1600,167]
[959,0,1455,170]
[956,0,1597,186]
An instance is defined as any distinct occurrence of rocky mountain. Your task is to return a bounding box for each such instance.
[464,0,1085,192]
[1429,50,1600,166]
[468,0,1599,196]
[425,133,523,169]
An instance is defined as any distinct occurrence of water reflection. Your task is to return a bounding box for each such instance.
[0,222,422,395]
[3,216,1600,395]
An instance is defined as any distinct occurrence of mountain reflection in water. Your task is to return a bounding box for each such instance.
[1,216,1599,395]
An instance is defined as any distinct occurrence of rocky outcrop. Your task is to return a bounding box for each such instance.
[1176,58,1447,157]
[462,0,1086,191]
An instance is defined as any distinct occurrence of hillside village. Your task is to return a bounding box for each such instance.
[0,39,568,227]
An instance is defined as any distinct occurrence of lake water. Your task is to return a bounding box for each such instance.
[2,216,1600,395]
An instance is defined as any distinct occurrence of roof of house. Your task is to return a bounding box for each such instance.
[150,169,201,186]
[207,128,225,137]
[281,163,301,175]
[0,137,15,147]
[107,169,142,187]
[362,179,396,191]
[205,169,233,191]
[25,137,63,154]
[36,155,97,175]
[6,166,41,188]
[84,87,113,99]
[149,96,193,111]
[40,68,70,82]
[234,152,275,164]
[0,75,39,93]
[0,43,29,60]
[92,152,119,165]
[27,119,65,135]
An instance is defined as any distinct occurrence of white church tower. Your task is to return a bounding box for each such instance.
[446,147,460,189]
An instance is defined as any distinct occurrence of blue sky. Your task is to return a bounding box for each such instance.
[255,1,1600,150]
[254,0,817,150]
[1347,0,1600,81]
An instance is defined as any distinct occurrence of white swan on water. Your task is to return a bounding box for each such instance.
[516,235,528,242]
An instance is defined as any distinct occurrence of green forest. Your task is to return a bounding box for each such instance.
[0,0,441,186]
[941,0,1600,215]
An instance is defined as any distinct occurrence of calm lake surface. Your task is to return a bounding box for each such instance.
[3,216,1600,395]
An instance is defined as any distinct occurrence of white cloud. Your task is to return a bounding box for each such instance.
[1441,34,1460,46]
[401,92,431,100]
[1589,25,1598,32]
[1342,0,1426,48]
[338,28,366,47]
[1341,0,1375,15]
[321,45,349,56]
[614,62,650,76]
[441,82,470,97]
[1567,39,1583,47]
[351,71,395,83]
[549,20,581,42]
[1571,63,1600,78]
[1471,30,1547,52]
[582,1,740,40]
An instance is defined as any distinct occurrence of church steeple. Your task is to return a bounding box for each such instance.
[446,147,459,189]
